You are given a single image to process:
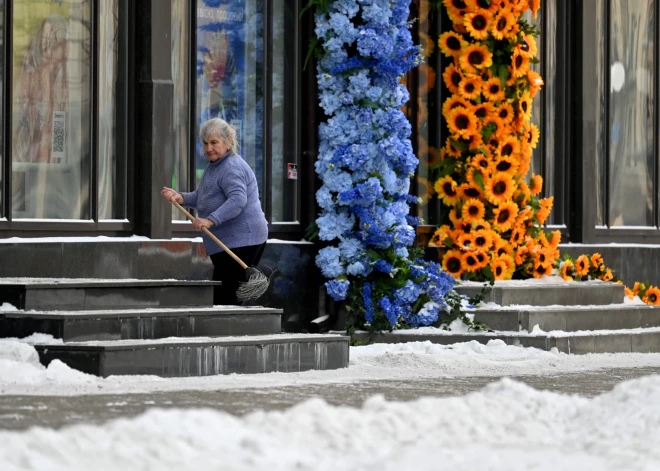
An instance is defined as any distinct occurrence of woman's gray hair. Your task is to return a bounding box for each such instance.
[200,118,239,155]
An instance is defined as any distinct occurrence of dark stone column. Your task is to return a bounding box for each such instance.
[134,0,174,239]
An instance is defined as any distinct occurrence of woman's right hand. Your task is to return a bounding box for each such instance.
[161,187,183,204]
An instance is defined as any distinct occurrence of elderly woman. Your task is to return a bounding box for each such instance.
[161,118,268,305]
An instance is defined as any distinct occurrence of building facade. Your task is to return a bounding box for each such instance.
[0,0,659,328]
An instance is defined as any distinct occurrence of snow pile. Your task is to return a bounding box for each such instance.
[0,336,94,386]
[3,376,660,470]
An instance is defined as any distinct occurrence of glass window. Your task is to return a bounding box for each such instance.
[11,0,92,220]
[171,0,190,221]
[0,0,4,219]
[98,0,126,220]
[271,0,297,223]
[608,0,655,226]
[195,0,264,194]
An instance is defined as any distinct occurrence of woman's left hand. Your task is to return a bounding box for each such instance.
[192,217,215,231]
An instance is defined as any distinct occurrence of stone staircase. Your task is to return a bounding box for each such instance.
[354,281,660,354]
[0,278,349,377]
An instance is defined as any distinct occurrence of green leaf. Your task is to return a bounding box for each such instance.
[449,138,469,152]
[473,170,485,190]
[480,122,497,142]
[497,64,509,88]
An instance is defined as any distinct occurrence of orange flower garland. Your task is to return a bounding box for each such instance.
[431,0,552,281]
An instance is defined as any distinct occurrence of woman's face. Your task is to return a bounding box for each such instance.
[202,134,230,162]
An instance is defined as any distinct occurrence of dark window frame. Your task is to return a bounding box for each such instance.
[0,0,134,237]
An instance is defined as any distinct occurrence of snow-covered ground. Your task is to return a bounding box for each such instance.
[2,374,660,470]
[3,335,660,396]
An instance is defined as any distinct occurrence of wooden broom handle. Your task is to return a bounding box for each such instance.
[170,199,248,270]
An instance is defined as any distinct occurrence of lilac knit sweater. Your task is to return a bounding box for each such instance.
[181,153,268,256]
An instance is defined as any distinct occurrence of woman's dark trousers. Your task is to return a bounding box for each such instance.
[209,242,267,305]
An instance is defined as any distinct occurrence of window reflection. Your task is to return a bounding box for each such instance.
[195,0,264,195]
[271,0,297,223]
[12,0,92,220]
[608,0,655,226]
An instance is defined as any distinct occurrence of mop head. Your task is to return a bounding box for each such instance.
[236,266,271,302]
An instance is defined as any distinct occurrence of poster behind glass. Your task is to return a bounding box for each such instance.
[195,0,264,193]
[12,0,91,219]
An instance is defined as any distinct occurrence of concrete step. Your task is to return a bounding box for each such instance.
[0,278,218,310]
[0,306,282,342]
[352,328,660,354]
[455,280,624,306]
[34,334,350,377]
[471,304,660,332]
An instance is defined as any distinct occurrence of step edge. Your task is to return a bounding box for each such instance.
[1,307,283,319]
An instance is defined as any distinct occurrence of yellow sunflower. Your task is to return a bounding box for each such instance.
[466,0,502,15]
[527,69,544,97]
[515,180,531,206]
[491,9,516,40]
[482,77,505,102]
[459,75,482,100]
[470,154,491,172]
[461,251,481,273]
[442,96,471,118]
[526,123,540,149]
[459,44,493,75]
[438,31,466,57]
[529,173,543,196]
[447,107,479,139]
[444,138,463,158]
[497,136,521,159]
[429,225,453,247]
[457,233,476,250]
[518,91,533,123]
[591,253,605,270]
[494,155,519,175]
[473,228,494,251]
[472,102,494,120]
[492,201,519,232]
[485,172,516,205]
[443,63,464,94]
[511,50,531,79]
[462,198,486,224]
[575,255,590,276]
[435,175,461,206]
[536,197,554,225]
[490,257,510,280]
[643,286,660,305]
[494,102,515,123]
[443,0,469,24]
[442,249,465,278]
[517,34,538,58]
[533,262,553,278]
[599,269,614,282]
[483,116,506,140]
[459,183,484,200]
[561,260,575,281]
[509,223,526,246]
[474,250,491,269]
[464,11,492,40]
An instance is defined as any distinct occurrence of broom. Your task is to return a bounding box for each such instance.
[170,199,270,302]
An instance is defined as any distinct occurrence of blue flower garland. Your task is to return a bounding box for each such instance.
[314,0,467,331]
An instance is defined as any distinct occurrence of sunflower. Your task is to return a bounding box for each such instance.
[527,69,544,97]
[418,63,436,93]
[509,223,526,246]
[536,197,553,225]
[459,44,493,75]
[470,153,491,170]
[495,102,515,123]
[457,232,476,250]
[498,136,521,159]
[483,116,507,140]
[490,257,510,280]
[444,138,463,158]
[464,11,492,40]
[512,50,531,79]
[442,249,465,278]
[526,123,540,149]
[599,269,614,282]
[534,249,553,268]
[533,262,553,278]
[444,0,469,23]
[591,253,605,270]
[429,225,453,247]
[473,228,494,251]
[495,239,514,258]
[644,286,660,305]
[494,155,519,175]
[517,33,538,58]
[575,255,590,277]
[514,181,531,208]
[461,251,481,273]
[529,173,543,196]
[443,63,464,94]
[419,31,435,57]
[517,151,531,177]
[474,250,491,269]
[462,198,486,224]
[482,77,505,102]
[439,31,466,57]
[472,102,494,120]
[442,96,471,117]
[491,9,516,40]
[549,230,562,248]
[458,75,482,100]
[560,260,575,281]
[492,201,519,232]
[447,107,479,139]
[518,91,533,123]
[435,175,461,206]
[466,0,502,14]
[485,172,515,205]
[515,246,528,265]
